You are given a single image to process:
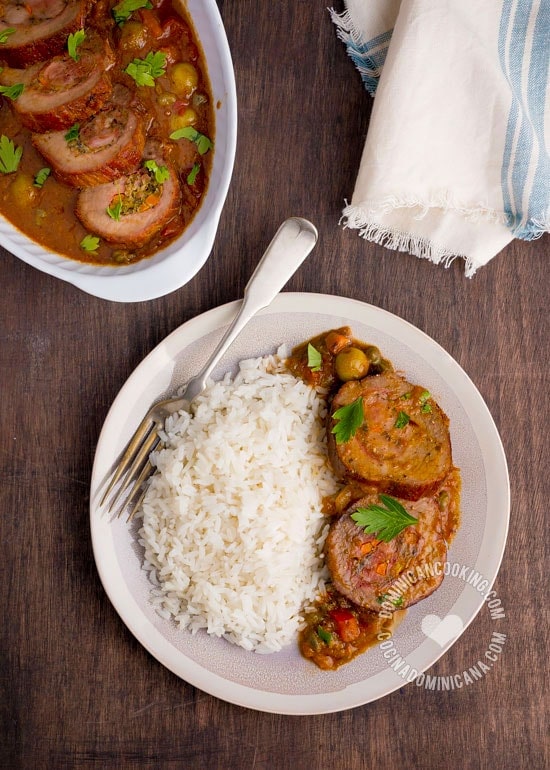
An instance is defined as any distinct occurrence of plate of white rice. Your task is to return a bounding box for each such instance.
[90,292,509,714]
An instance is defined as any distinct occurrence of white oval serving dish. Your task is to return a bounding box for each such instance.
[0,0,237,302]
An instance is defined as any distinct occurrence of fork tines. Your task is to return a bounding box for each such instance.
[100,415,160,520]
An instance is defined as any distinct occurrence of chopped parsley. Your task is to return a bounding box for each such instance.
[0,135,22,173]
[317,626,332,644]
[351,495,418,542]
[0,28,15,45]
[0,82,24,100]
[186,162,200,185]
[394,410,410,428]
[67,29,86,61]
[377,593,404,607]
[307,343,322,372]
[170,126,213,155]
[80,234,100,253]
[125,51,166,87]
[419,390,432,413]
[64,123,80,143]
[331,396,364,444]
[106,195,123,221]
[112,0,152,25]
[143,159,169,184]
[33,168,51,188]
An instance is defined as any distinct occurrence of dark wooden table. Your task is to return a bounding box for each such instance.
[1,2,548,768]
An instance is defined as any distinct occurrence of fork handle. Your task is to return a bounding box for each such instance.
[181,217,318,403]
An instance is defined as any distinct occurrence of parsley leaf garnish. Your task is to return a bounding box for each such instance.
[392,595,404,607]
[331,396,364,444]
[125,51,166,87]
[394,410,410,428]
[34,168,51,188]
[112,0,152,25]
[0,82,24,100]
[0,28,15,44]
[143,159,169,183]
[377,593,404,607]
[307,343,322,372]
[186,162,200,185]
[419,390,432,413]
[351,495,418,542]
[64,123,80,142]
[67,29,86,61]
[170,126,213,155]
[106,194,122,221]
[80,234,100,253]
[0,135,22,173]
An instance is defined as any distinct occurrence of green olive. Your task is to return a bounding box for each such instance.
[438,490,450,510]
[118,21,149,52]
[335,347,370,381]
[170,108,197,132]
[169,62,198,97]
[364,345,382,366]
[10,173,39,207]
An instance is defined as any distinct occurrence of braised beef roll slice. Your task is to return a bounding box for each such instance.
[328,371,453,500]
[33,88,146,187]
[0,34,114,132]
[0,0,88,67]
[75,147,181,248]
[326,493,447,611]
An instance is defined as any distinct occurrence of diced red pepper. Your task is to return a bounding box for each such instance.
[329,608,360,642]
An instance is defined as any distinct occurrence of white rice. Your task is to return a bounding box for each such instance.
[137,350,340,653]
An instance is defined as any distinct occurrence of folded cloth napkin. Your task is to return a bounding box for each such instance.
[331,0,549,276]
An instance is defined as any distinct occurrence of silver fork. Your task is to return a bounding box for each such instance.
[99,217,318,519]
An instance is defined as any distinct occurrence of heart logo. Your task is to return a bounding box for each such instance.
[421,614,464,647]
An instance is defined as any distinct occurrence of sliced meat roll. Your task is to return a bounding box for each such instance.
[0,34,114,132]
[33,93,146,187]
[328,372,452,500]
[75,151,181,248]
[326,493,447,611]
[0,0,88,67]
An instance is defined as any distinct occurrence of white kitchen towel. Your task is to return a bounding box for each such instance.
[331,0,550,276]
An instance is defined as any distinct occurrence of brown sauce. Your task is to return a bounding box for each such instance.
[299,584,406,671]
[287,328,461,670]
[0,0,214,266]
[286,326,393,391]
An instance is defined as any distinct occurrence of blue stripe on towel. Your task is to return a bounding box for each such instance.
[524,1,550,237]
[332,12,393,95]
[498,0,549,239]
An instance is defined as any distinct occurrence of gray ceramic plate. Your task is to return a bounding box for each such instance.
[90,293,509,713]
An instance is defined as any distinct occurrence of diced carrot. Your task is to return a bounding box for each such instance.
[138,193,161,212]
[375,562,387,576]
[325,331,352,355]
[360,542,374,555]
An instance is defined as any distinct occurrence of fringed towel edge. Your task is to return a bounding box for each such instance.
[329,7,392,96]
[512,207,550,241]
[347,195,510,226]
[341,204,478,277]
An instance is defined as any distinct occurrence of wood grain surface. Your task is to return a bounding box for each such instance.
[1,2,548,768]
